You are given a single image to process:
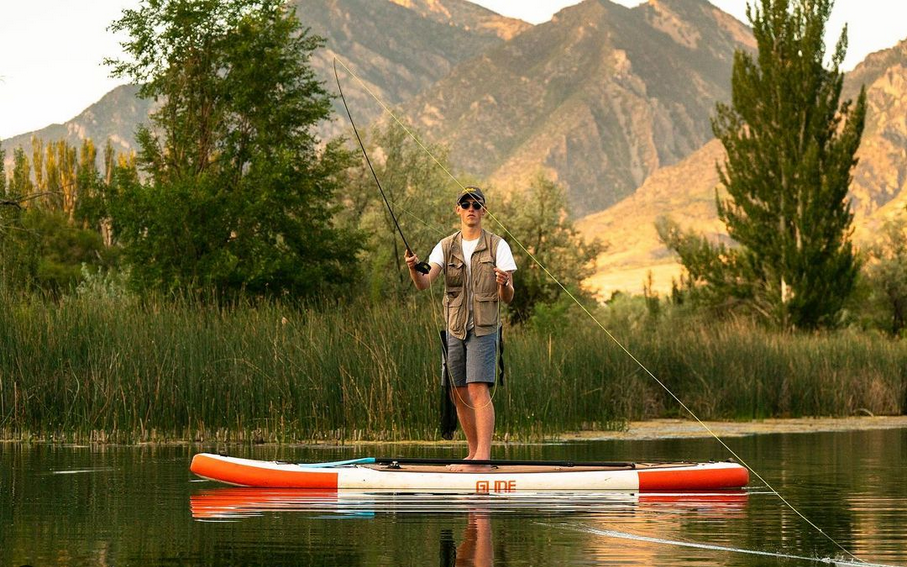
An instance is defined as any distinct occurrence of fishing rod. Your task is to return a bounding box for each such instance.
[332,59,431,275]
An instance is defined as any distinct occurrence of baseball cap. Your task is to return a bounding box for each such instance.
[456,186,486,206]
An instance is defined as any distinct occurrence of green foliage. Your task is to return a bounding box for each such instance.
[107,0,361,297]
[9,148,33,198]
[495,174,603,324]
[664,0,866,329]
[656,217,752,312]
[336,123,456,300]
[0,138,124,294]
[863,215,907,335]
[76,264,133,302]
[2,294,903,442]
[0,208,112,294]
[0,143,6,195]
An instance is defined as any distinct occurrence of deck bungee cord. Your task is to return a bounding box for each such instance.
[332,56,866,564]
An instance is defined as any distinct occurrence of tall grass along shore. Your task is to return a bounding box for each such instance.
[1,291,904,443]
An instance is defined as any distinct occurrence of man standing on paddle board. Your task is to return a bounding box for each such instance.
[405,186,516,467]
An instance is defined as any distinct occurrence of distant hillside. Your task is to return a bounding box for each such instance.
[399,0,754,215]
[578,36,907,296]
[387,0,528,40]
[304,0,529,140]
[2,0,526,166]
[843,37,907,234]
[2,85,153,159]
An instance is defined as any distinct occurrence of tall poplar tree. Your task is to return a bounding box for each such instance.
[0,143,6,196]
[9,148,33,198]
[665,0,866,328]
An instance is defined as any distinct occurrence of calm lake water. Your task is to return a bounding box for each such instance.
[3,428,906,566]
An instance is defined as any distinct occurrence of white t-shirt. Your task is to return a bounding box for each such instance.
[428,235,517,330]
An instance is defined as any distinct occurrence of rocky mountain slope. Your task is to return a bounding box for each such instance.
[578,37,907,296]
[398,0,754,215]
[2,85,154,159]
[2,0,526,165]
[304,0,529,140]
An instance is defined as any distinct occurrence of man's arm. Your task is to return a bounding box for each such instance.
[494,268,515,304]
[405,250,442,290]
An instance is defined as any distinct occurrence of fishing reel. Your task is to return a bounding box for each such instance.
[414,261,431,275]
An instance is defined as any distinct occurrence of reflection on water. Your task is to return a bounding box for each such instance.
[189,488,750,567]
[188,487,749,520]
[3,428,907,566]
[189,487,747,567]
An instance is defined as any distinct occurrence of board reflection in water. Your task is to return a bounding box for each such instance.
[190,488,748,566]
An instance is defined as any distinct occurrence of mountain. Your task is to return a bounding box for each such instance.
[302,0,529,140]
[2,85,154,159]
[397,0,754,215]
[578,36,907,296]
[386,0,528,40]
[843,38,907,235]
[2,0,527,165]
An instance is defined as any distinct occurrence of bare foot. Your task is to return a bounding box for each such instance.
[446,463,495,473]
[446,455,475,471]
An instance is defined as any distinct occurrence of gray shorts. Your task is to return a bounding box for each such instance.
[446,329,497,387]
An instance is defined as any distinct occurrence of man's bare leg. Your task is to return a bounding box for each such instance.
[468,383,494,461]
[452,386,478,459]
[457,512,493,567]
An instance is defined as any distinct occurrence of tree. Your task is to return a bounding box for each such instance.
[0,142,6,196]
[0,140,118,294]
[9,148,33,198]
[106,0,360,297]
[864,216,907,336]
[496,174,603,324]
[665,0,866,328]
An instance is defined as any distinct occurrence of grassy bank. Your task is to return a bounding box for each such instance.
[1,292,905,443]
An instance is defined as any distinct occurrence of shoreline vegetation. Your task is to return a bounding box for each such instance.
[2,293,905,444]
[4,416,907,447]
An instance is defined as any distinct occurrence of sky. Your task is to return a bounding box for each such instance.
[1,0,905,140]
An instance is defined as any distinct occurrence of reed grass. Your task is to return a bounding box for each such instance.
[0,290,904,443]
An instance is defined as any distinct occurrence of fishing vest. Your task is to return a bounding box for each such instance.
[441,229,502,340]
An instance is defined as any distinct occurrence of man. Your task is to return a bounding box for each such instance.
[405,186,516,467]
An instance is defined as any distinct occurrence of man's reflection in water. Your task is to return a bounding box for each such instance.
[440,511,493,567]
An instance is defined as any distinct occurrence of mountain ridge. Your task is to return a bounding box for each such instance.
[2,0,526,166]
[578,35,907,296]
[395,0,754,215]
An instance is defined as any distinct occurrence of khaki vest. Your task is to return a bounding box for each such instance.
[441,230,502,340]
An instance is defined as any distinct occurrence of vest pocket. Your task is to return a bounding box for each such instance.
[474,292,499,330]
[445,291,465,336]
[474,258,497,295]
[445,259,465,288]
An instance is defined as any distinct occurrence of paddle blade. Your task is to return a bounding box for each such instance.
[299,457,375,468]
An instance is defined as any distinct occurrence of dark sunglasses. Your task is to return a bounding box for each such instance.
[459,200,483,210]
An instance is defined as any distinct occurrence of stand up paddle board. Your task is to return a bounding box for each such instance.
[190,454,749,492]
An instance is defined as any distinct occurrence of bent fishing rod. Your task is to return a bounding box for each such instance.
[333,59,430,275]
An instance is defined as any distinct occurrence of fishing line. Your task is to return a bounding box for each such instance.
[540,522,895,567]
[332,56,863,563]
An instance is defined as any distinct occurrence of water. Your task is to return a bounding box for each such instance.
[2,428,906,566]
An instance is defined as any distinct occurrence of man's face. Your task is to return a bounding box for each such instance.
[457,198,485,227]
